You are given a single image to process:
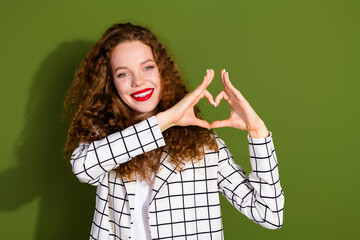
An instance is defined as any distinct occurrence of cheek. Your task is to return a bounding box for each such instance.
[148,69,161,83]
[157,74,164,94]
[114,81,129,99]
[153,73,162,90]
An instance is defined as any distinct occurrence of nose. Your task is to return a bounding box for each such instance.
[131,73,146,87]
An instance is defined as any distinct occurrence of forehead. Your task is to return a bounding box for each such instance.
[110,41,154,65]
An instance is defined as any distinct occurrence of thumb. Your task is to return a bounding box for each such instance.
[192,118,211,129]
[210,119,231,129]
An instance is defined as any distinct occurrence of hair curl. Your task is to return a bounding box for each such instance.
[64,23,217,184]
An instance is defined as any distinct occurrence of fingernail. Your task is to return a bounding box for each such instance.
[224,69,226,72]
[206,69,209,73]
[213,100,217,107]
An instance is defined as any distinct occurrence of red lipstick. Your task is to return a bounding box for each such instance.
[130,88,154,102]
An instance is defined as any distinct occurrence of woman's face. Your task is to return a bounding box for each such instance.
[111,41,162,120]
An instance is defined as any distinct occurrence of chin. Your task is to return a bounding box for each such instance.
[134,108,157,119]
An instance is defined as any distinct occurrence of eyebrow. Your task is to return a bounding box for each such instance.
[113,59,155,72]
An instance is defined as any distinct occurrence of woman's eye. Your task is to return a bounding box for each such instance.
[145,66,154,70]
[117,73,128,78]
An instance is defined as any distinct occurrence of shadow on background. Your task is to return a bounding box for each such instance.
[0,41,96,239]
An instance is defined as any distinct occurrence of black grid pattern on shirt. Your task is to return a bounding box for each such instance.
[148,157,222,240]
[218,135,284,230]
[71,118,284,239]
[71,117,165,240]
[71,116,164,186]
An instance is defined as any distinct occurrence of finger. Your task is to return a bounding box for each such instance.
[220,69,234,99]
[222,71,247,103]
[214,90,229,107]
[204,68,214,89]
[194,69,214,95]
[209,68,215,83]
[203,89,214,106]
[210,119,231,129]
[221,69,229,86]
[192,118,210,129]
[221,69,227,84]
[195,71,210,93]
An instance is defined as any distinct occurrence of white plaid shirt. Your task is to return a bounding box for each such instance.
[71,116,284,240]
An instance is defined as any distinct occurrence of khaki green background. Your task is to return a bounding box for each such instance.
[0,0,359,239]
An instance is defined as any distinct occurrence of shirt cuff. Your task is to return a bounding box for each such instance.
[247,131,273,142]
[247,131,276,168]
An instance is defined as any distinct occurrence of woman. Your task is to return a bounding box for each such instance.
[64,22,284,240]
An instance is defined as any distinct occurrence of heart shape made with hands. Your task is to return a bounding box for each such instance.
[188,69,268,136]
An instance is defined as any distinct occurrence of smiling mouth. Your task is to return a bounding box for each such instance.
[130,88,154,102]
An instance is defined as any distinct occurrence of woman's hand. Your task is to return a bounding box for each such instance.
[156,69,215,132]
[210,69,270,138]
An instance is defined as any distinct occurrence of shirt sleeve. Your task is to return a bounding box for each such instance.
[217,132,284,229]
[70,116,166,186]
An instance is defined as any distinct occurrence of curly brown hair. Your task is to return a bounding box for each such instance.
[64,22,217,183]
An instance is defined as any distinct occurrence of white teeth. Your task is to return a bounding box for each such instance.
[132,89,153,98]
